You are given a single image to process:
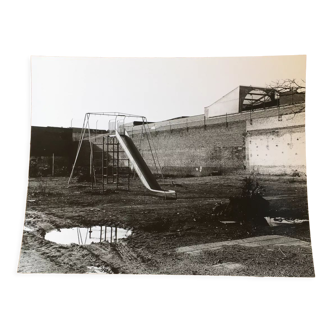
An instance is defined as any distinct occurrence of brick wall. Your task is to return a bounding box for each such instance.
[129,103,306,177]
[132,120,247,176]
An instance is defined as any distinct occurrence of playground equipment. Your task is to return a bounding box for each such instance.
[68,112,176,199]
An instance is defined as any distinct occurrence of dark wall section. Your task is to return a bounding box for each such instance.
[30,126,73,157]
[29,126,109,177]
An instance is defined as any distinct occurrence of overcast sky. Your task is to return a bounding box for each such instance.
[31,56,306,129]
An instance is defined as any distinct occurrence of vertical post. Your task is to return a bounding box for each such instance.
[115,227,118,243]
[102,136,104,193]
[68,114,87,185]
[291,87,294,104]
[91,144,94,190]
[106,136,109,184]
[104,226,107,241]
[52,153,55,176]
[87,115,95,190]
[100,226,102,242]
[117,142,119,189]
[110,227,113,243]
[112,137,115,183]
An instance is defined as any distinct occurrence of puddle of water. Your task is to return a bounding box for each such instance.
[265,217,309,227]
[45,226,132,245]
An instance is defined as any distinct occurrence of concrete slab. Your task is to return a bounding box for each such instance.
[176,235,311,255]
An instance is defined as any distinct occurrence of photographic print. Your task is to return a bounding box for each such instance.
[18,56,314,276]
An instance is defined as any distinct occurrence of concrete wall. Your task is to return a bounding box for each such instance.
[246,113,306,174]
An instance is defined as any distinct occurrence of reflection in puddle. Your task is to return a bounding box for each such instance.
[45,226,132,245]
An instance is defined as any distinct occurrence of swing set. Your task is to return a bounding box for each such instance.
[68,112,176,199]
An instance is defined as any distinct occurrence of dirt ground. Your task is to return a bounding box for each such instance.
[18,174,314,277]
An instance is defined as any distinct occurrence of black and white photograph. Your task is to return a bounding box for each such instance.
[18,56,314,277]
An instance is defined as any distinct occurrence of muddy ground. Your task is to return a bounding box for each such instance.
[18,175,314,277]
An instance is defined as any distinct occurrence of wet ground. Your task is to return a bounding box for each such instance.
[18,174,314,276]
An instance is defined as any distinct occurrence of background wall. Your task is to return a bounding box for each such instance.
[246,112,306,174]
[132,120,246,176]
[29,104,306,177]
[130,104,306,177]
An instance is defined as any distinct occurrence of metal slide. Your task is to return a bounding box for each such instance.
[115,131,176,199]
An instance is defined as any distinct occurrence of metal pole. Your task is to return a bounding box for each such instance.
[110,227,113,243]
[112,137,115,183]
[87,115,93,176]
[91,144,94,190]
[87,115,96,189]
[68,114,87,185]
[117,141,119,189]
[122,116,126,135]
[107,135,109,184]
[102,136,104,192]
[291,87,294,104]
